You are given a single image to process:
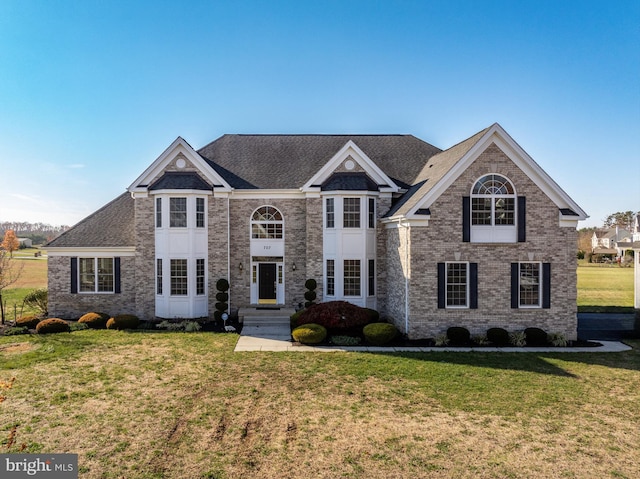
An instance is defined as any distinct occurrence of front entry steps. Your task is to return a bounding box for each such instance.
[236,308,295,350]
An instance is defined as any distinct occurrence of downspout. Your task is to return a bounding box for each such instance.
[227,194,231,315]
[399,219,410,335]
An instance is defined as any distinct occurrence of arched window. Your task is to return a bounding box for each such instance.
[471,174,516,226]
[251,206,283,239]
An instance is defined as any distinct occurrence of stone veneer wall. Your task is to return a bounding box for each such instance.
[375,195,392,314]
[134,196,155,319]
[305,197,324,303]
[384,224,410,334]
[47,256,137,319]
[405,143,578,339]
[208,196,230,314]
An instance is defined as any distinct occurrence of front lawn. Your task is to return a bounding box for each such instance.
[1,331,639,479]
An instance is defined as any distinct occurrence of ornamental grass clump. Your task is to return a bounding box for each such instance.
[292,323,327,344]
[36,318,70,334]
[106,314,140,330]
[363,323,398,345]
[78,312,110,329]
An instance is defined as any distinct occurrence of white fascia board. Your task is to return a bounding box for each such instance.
[382,215,429,228]
[301,140,400,192]
[127,137,232,193]
[229,189,306,200]
[408,123,588,220]
[149,189,213,196]
[47,247,136,257]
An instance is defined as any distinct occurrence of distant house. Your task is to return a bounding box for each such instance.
[591,228,632,259]
[633,214,640,242]
[46,123,588,339]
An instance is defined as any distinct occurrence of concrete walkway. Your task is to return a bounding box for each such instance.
[234,310,633,352]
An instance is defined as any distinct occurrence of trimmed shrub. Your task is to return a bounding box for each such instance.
[16,315,42,329]
[216,278,230,292]
[290,309,305,328]
[304,278,318,308]
[525,327,548,346]
[292,323,327,344]
[216,292,229,302]
[486,327,510,346]
[447,326,471,346]
[365,308,380,323]
[330,335,362,346]
[296,301,370,331]
[363,323,398,345]
[304,279,317,290]
[106,314,140,330]
[36,318,70,334]
[78,312,110,329]
[304,290,317,302]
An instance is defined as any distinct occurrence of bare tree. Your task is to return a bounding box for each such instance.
[0,250,24,324]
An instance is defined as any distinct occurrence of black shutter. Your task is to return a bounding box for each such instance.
[462,197,470,242]
[469,263,478,309]
[542,263,551,308]
[114,257,121,294]
[510,263,519,309]
[71,257,78,294]
[437,263,446,308]
[517,196,526,242]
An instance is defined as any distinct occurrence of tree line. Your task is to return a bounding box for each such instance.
[0,221,69,245]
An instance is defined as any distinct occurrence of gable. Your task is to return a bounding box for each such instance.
[128,137,232,196]
[386,124,587,226]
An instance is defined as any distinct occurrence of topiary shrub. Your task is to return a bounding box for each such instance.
[292,323,327,344]
[106,314,140,330]
[363,323,398,345]
[78,312,110,329]
[486,327,510,346]
[296,301,370,331]
[214,279,230,323]
[36,318,70,334]
[16,315,42,329]
[524,327,548,346]
[447,326,471,346]
[304,279,318,308]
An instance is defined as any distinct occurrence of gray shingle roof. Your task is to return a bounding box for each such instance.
[46,192,135,248]
[149,171,212,191]
[386,127,490,217]
[321,173,379,191]
[197,135,442,190]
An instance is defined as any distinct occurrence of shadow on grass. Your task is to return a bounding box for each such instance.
[381,351,580,377]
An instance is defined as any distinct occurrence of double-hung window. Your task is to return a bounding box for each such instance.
[511,262,551,309]
[343,198,360,228]
[170,198,187,227]
[326,198,335,228]
[156,198,162,228]
[79,258,114,293]
[170,259,188,295]
[437,262,478,309]
[196,198,205,228]
[344,260,361,296]
[326,259,335,296]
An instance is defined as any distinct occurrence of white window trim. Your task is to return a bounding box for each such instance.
[518,261,542,309]
[78,257,115,294]
[445,261,469,309]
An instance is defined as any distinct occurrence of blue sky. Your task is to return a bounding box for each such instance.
[0,0,638,228]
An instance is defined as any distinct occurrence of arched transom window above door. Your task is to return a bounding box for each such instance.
[251,206,284,239]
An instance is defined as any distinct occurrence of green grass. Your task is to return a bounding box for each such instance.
[1,331,639,478]
[577,262,634,312]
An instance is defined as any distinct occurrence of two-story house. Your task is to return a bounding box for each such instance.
[46,123,587,339]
